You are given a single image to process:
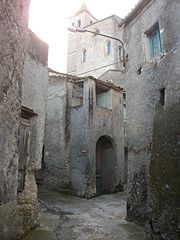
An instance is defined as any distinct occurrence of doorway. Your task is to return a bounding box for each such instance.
[96,136,117,195]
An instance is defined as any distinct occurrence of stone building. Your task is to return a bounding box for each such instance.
[0,1,49,238]
[121,0,180,239]
[18,29,49,234]
[43,71,125,198]
[0,1,31,239]
[67,3,124,85]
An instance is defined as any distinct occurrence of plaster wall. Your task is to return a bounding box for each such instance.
[20,30,49,233]
[44,76,71,190]
[70,78,124,197]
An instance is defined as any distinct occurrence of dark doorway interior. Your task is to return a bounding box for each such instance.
[96,136,117,195]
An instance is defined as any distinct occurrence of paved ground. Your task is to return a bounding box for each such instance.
[23,187,145,240]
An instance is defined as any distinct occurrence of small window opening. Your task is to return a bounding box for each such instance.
[137,66,143,74]
[72,22,75,26]
[96,84,112,109]
[90,21,93,24]
[159,87,165,105]
[82,49,87,62]
[106,40,112,55]
[77,19,81,27]
[72,82,84,107]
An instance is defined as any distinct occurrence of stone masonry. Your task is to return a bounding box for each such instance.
[0,1,31,239]
[0,1,49,239]
[122,0,180,239]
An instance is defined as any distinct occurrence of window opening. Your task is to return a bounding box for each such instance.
[72,82,84,107]
[96,84,112,109]
[77,19,81,27]
[106,40,112,55]
[159,87,165,105]
[82,49,87,62]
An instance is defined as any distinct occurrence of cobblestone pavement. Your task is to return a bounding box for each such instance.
[23,187,145,240]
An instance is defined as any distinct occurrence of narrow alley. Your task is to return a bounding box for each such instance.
[23,187,145,240]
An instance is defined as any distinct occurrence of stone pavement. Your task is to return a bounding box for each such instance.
[22,187,145,240]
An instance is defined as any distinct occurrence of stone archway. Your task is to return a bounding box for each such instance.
[96,135,117,195]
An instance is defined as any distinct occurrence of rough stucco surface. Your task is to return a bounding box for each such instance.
[44,76,71,190]
[0,1,30,239]
[70,79,124,197]
[44,76,124,198]
[124,0,180,238]
[19,30,49,235]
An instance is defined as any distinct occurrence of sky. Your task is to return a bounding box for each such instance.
[29,0,139,72]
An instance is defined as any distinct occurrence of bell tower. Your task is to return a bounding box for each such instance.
[68,2,97,28]
[67,2,97,75]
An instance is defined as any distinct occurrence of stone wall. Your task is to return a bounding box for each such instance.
[123,0,180,238]
[0,0,31,239]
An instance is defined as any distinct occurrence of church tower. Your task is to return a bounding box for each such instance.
[68,2,97,28]
[67,3,97,75]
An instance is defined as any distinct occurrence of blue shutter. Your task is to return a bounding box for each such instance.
[150,28,161,58]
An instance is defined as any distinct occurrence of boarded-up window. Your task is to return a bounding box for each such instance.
[18,107,37,193]
[96,85,112,109]
[72,82,84,107]
[18,118,30,193]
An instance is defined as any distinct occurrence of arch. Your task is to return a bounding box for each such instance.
[96,135,117,195]
[106,40,112,55]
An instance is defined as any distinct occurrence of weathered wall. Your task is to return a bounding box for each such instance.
[124,0,180,238]
[20,30,49,233]
[44,75,124,198]
[70,78,124,197]
[0,0,31,239]
[44,75,72,191]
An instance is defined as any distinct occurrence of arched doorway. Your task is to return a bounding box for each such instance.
[96,136,117,195]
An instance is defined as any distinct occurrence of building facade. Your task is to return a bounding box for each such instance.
[67,4,124,85]
[0,2,49,238]
[44,72,125,198]
[122,0,180,239]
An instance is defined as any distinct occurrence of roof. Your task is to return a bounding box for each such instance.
[119,0,155,27]
[48,70,123,92]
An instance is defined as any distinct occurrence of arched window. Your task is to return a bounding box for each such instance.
[106,40,112,55]
[77,19,81,27]
[82,49,87,62]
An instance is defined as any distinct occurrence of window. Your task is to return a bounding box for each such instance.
[82,49,87,62]
[96,85,112,109]
[106,40,112,55]
[147,23,162,58]
[90,21,93,24]
[159,88,165,105]
[77,19,81,27]
[72,22,74,26]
